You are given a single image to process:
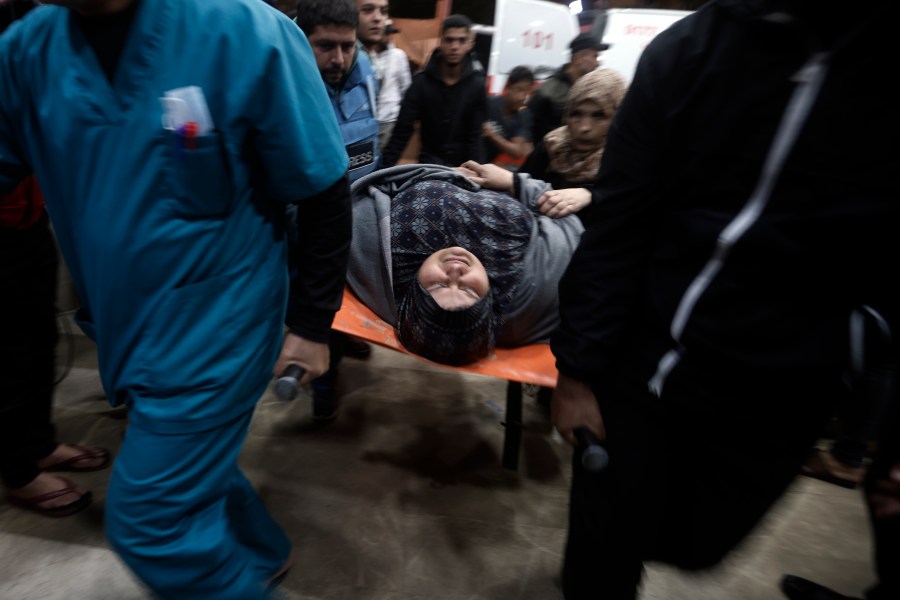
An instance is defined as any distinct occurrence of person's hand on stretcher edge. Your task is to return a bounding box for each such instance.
[458,161,593,219]
[552,373,606,450]
[272,332,330,385]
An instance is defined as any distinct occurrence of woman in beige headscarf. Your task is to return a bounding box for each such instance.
[459,69,626,225]
[517,68,627,225]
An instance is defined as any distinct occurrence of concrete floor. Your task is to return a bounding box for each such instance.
[0,323,878,600]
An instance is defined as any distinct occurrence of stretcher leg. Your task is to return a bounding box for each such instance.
[502,381,524,470]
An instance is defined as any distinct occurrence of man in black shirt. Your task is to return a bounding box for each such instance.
[550,1,898,598]
[381,13,487,167]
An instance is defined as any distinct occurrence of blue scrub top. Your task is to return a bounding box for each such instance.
[0,0,349,433]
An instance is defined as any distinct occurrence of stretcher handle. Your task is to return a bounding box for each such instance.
[574,426,609,473]
[275,364,306,402]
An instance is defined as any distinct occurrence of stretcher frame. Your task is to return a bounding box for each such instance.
[331,288,558,470]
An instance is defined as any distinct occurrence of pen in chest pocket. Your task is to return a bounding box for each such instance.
[176,121,199,156]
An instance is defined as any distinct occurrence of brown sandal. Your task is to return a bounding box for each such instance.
[5,477,93,517]
[41,446,111,473]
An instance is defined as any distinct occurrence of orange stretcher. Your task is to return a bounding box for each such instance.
[332,287,559,470]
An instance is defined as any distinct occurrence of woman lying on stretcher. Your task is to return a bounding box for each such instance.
[347,163,584,366]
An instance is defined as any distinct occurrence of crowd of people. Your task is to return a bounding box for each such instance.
[1,0,897,599]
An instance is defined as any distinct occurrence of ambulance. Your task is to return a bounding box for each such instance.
[591,8,692,83]
[474,0,580,96]
[475,3,692,95]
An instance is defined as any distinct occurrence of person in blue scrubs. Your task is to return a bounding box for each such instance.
[0,0,351,598]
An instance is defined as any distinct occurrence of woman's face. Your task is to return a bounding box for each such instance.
[417,247,490,311]
[566,99,611,151]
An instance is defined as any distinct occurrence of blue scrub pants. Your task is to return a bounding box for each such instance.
[105,408,291,599]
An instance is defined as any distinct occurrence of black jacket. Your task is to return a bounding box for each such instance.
[526,65,573,145]
[552,0,899,385]
[382,50,487,167]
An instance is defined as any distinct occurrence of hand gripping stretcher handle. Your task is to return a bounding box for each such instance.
[275,364,307,402]
[574,426,609,473]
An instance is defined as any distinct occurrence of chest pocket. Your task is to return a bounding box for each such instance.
[338,83,380,182]
[339,86,375,128]
[165,129,235,218]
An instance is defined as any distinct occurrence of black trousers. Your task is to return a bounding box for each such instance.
[831,316,894,468]
[864,391,900,600]
[309,331,348,398]
[0,214,60,489]
[562,354,839,599]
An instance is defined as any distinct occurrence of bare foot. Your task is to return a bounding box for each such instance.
[5,472,89,510]
[801,448,866,488]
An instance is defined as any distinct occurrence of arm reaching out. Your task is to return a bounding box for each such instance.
[459,160,514,192]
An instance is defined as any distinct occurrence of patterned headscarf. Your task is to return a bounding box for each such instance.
[396,283,499,366]
[390,179,533,364]
[543,69,627,184]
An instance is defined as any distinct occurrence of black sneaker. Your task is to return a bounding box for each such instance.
[781,575,861,600]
